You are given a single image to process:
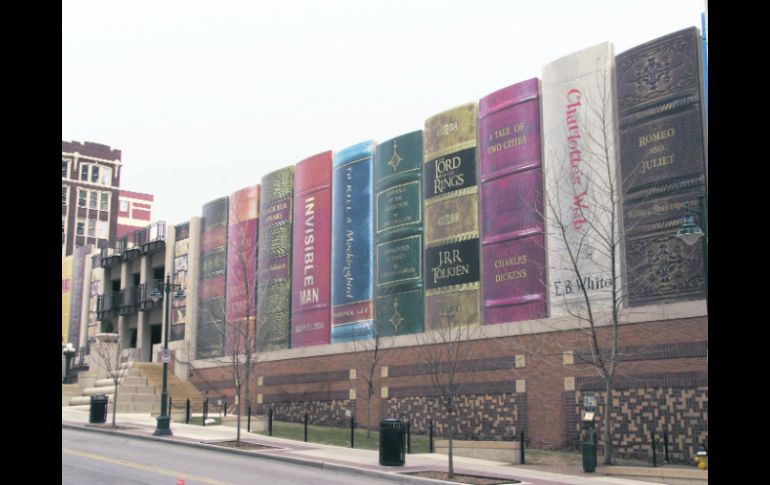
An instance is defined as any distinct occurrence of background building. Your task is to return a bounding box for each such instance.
[62,141,122,257]
[117,190,155,239]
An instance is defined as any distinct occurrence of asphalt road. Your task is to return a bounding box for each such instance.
[62,428,402,485]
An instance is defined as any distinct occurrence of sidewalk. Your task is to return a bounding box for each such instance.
[62,407,691,485]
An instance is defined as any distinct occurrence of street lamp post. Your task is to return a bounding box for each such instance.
[677,193,708,313]
[150,275,183,436]
[62,342,76,384]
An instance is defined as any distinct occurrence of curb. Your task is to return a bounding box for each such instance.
[62,422,453,485]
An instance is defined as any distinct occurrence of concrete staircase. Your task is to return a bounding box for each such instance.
[63,361,159,414]
[132,363,206,416]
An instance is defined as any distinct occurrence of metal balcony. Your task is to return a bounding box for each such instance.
[141,221,166,255]
[119,286,139,316]
[96,291,120,320]
[139,279,163,312]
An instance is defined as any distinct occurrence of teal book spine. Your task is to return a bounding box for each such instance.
[374,131,424,337]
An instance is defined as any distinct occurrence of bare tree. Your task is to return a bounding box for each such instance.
[542,56,630,465]
[90,332,134,428]
[417,306,480,479]
[179,188,266,444]
[349,317,393,438]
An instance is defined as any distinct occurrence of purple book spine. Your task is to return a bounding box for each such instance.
[479,78,547,325]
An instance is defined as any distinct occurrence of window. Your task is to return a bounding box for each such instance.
[62,160,68,178]
[89,191,98,209]
[62,186,68,205]
[100,192,110,211]
[87,218,96,237]
[101,167,112,186]
[78,189,87,208]
[120,200,129,212]
[81,164,89,181]
[91,166,99,183]
[76,221,85,236]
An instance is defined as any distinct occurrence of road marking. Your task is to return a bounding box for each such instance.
[62,448,236,485]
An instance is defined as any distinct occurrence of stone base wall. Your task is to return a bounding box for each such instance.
[258,399,354,427]
[382,391,526,440]
[569,376,708,463]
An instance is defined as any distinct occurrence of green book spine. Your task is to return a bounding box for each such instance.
[257,167,294,350]
[375,130,424,337]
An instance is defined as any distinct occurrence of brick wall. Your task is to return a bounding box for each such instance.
[189,316,707,458]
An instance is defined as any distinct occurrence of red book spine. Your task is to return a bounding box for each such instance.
[479,78,547,324]
[291,151,333,347]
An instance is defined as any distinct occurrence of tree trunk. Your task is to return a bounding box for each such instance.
[603,378,613,465]
[448,400,454,478]
[112,382,119,427]
[236,389,241,444]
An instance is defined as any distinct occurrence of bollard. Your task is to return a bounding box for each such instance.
[652,431,657,467]
[429,420,434,453]
[224,401,227,417]
[247,406,251,433]
[520,430,525,465]
[203,399,208,426]
[350,415,355,448]
[185,398,191,424]
[304,413,309,442]
[269,408,273,436]
[664,430,669,463]
[406,421,411,454]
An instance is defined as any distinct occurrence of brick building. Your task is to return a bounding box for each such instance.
[62,141,122,257]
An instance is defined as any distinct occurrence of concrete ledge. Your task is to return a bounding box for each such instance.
[219,415,268,433]
[434,439,520,464]
[602,466,707,485]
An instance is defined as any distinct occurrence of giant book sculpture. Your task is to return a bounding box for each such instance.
[423,103,481,330]
[616,27,708,306]
[375,130,424,337]
[479,78,547,325]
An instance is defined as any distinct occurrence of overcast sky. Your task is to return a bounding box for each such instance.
[62,0,706,225]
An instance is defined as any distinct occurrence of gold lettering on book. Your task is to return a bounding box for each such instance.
[487,123,528,154]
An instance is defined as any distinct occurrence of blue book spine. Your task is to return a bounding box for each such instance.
[331,141,376,342]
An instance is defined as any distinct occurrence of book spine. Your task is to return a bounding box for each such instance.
[375,130,424,337]
[331,141,375,343]
[291,151,333,347]
[479,78,547,325]
[225,184,260,354]
[423,103,481,330]
[171,222,191,342]
[542,42,620,316]
[616,28,707,306]
[257,167,294,350]
[197,196,229,359]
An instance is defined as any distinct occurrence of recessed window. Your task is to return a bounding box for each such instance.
[120,200,129,212]
[62,186,68,205]
[78,189,87,208]
[89,191,98,209]
[87,218,96,237]
[81,164,89,181]
[76,221,85,236]
[101,167,112,186]
[62,160,68,178]
[100,192,110,211]
[91,166,99,183]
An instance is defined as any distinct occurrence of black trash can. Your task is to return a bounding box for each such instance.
[89,394,108,424]
[379,419,405,466]
[581,430,597,473]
